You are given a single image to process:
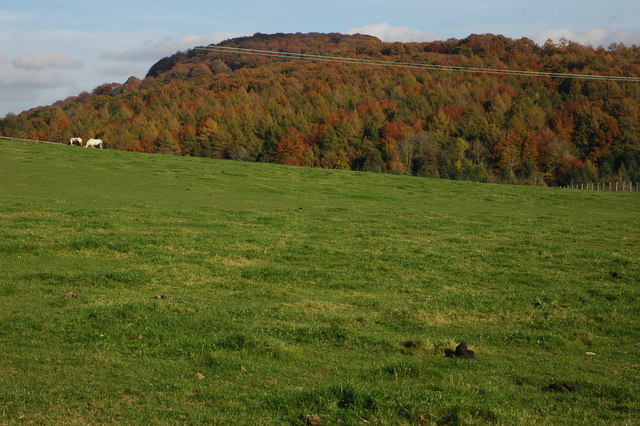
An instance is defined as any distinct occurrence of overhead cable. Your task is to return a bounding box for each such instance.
[195,45,640,82]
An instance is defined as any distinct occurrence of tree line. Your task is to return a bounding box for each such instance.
[2,32,639,186]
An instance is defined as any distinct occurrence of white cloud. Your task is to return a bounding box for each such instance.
[0,66,76,112]
[0,54,9,65]
[0,67,75,89]
[95,63,148,77]
[102,37,183,62]
[181,32,250,47]
[102,32,250,62]
[12,51,83,70]
[346,22,440,42]
[0,11,31,22]
[533,27,640,47]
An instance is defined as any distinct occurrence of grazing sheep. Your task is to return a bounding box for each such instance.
[69,137,83,146]
[85,138,104,148]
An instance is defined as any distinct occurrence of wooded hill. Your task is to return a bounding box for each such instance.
[2,32,640,185]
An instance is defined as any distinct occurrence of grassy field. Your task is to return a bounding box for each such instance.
[1,139,639,424]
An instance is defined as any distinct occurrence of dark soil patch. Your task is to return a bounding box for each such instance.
[444,342,476,359]
[542,382,579,392]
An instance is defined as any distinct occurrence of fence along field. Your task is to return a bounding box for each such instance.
[0,138,639,424]
[563,181,639,192]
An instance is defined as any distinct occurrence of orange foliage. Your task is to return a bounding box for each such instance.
[275,128,315,167]
[381,121,410,142]
[441,104,465,122]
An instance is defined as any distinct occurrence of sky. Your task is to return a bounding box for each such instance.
[1,0,639,117]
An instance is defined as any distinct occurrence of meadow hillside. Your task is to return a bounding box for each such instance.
[1,33,640,187]
[0,139,639,424]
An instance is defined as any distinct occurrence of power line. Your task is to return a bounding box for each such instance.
[195,45,640,82]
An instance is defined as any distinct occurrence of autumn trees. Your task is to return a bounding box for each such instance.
[1,32,639,186]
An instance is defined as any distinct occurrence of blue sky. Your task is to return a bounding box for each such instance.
[1,0,639,117]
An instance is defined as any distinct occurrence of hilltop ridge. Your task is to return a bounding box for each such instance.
[146,32,388,78]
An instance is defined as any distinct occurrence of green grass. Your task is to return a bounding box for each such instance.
[1,139,639,424]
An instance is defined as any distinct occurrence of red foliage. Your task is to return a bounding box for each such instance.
[551,108,574,141]
[381,121,410,142]
[442,105,465,122]
[275,128,315,167]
